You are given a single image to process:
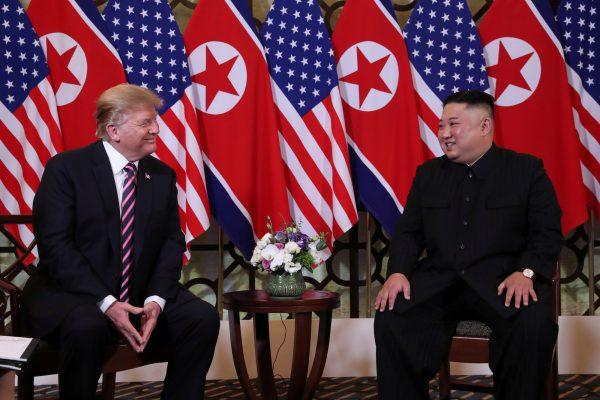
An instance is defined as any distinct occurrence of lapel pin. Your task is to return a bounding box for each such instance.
[145,173,151,180]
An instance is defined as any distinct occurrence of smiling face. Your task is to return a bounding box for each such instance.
[438,102,493,165]
[106,105,159,161]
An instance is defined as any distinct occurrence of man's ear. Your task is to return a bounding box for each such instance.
[106,124,119,142]
[481,117,492,136]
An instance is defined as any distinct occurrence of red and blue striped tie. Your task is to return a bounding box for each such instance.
[119,162,137,303]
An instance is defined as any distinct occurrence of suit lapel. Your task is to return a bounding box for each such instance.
[134,157,152,267]
[91,142,120,258]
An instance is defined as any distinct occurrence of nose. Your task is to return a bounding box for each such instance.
[438,125,451,139]
[150,120,159,135]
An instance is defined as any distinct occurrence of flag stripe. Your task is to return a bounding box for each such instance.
[27,85,62,154]
[279,133,333,229]
[0,158,34,214]
[0,121,43,197]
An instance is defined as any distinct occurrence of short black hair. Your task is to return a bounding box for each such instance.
[443,90,495,117]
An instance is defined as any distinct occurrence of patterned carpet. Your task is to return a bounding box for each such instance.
[26,375,600,399]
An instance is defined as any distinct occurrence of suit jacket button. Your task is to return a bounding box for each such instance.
[459,243,465,250]
[460,269,466,275]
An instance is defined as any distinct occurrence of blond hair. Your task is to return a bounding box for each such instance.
[95,84,163,139]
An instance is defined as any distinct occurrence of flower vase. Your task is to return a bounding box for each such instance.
[266,270,306,299]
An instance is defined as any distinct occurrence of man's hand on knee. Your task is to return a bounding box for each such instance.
[106,301,144,352]
[375,273,411,312]
[497,271,537,309]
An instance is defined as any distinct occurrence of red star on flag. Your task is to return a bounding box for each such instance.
[487,41,534,98]
[192,47,238,109]
[340,47,392,107]
[45,40,80,93]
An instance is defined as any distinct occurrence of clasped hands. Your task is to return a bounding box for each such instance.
[375,271,537,312]
[105,300,161,353]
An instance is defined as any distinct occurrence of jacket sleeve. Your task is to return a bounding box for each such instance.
[516,159,563,281]
[387,166,426,279]
[33,156,112,300]
[143,169,185,301]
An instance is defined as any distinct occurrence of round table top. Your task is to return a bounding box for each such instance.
[223,290,340,313]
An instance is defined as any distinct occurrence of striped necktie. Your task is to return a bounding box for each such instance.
[119,162,137,303]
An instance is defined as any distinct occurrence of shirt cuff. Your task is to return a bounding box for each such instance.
[144,295,166,311]
[98,295,117,314]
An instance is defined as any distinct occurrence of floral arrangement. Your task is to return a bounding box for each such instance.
[250,220,328,274]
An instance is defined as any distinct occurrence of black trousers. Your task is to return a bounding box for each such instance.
[43,288,220,400]
[374,280,557,400]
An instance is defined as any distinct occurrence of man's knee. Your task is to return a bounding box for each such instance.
[514,303,557,339]
[61,304,108,344]
[184,299,220,343]
[374,309,394,343]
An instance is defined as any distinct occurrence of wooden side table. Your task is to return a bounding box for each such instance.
[223,290,340,400]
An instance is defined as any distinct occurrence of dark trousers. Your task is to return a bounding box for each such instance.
[374,280,557,400]
[43,288,220,400]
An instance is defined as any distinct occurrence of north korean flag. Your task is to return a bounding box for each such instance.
[184,0,291,258]
[332,0,430,235]
[479,0,588,233]
[28,0,126,150]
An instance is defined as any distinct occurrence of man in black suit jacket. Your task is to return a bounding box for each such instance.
[374,90,563,400]
[20,84,219,400]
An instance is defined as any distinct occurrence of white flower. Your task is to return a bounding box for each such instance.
[284,241,300,254]
[256,239,268,250]
[250,248,263,265]
[260,244,279,261]
[308,242,324,265]
[308,242,318,255]
[271,250,292,269]
[260,232,273,242]
[284,262,302,273]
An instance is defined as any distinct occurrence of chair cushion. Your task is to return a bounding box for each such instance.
[455,320,492,337]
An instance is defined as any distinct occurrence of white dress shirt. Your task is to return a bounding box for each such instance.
[97,141,165,313]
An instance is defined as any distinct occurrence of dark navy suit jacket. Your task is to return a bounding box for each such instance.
[20,141,185,337]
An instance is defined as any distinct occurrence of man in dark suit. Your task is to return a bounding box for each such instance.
[374,90,563,399]
[20,84,219,400]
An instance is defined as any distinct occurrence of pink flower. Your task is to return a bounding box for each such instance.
[262,259,271,271]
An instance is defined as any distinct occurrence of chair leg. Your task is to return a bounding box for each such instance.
[438,359,451,400]
[101,372,116,400]
[17,370,34,400]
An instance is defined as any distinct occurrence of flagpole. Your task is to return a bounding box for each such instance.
[588,209,596,316]
[365,213,372,318]
[218,226,224,319]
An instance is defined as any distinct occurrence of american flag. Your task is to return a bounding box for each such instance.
[103,0,210,257]
[262,0,358,248]
[0,0,61,253]
[557,0,600,216]
[404,0,489,156]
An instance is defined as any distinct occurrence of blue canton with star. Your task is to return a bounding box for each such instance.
[557,0,599,103]
[103,0,189,112]
[404,0,489,100]
[0,0,48,112]
[261,0,338,116]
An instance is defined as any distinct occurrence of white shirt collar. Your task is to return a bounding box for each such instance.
[102,140,139,175]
